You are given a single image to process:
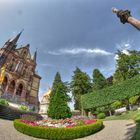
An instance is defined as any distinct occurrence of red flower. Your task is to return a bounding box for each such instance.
[66,124,76,128]
[84,120,97,124]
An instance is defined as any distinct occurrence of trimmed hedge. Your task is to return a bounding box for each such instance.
[81,74,140,109]
[14,119,103,140]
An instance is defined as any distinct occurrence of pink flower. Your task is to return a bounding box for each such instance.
[84,120,97,124]
[66,124,76,128]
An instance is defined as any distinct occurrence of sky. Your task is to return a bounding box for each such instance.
[0,0,140,105]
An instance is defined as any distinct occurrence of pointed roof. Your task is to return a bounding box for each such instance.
[33,48,37,62]
[3,30,23,50]
[9,30,23,44]
[16,44,31,59]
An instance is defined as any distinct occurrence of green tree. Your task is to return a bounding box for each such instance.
[47,72,72,119]
[113,50,140,83]
[71,67,92,110]
[92,69,107,90]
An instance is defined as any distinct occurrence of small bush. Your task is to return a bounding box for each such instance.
[19,105,28,111]
[14,119,103,140]
[97,113,106,119]
[111,101,122,109]
[0,98,9,106]
[129,96,139,105]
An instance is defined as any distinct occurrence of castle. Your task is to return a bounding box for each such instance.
[0,31,41,112]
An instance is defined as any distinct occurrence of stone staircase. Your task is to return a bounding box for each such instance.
[0,105,43,121]
[0,105,21,120]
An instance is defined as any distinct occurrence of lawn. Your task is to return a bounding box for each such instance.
[105,109,140,140]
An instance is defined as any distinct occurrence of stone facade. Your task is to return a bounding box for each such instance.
[0,32,41,112]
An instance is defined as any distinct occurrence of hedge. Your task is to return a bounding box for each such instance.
[81,74,140,109]
[14,119,103,140]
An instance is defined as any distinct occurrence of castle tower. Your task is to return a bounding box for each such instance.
[0,32,41,112]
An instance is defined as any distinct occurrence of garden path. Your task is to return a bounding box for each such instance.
[77,120,136,140]
[0,119,136,140]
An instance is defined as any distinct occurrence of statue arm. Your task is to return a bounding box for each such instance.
[112,8,140,31]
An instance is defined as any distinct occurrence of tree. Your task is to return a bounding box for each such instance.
[113,50,140,83]
[92,69,107,90]
[71,67,92,110]
[47,72,72,119]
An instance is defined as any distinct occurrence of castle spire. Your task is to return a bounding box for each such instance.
[9,29,23,45]
[33,48,37,62]
[3,29,23,50]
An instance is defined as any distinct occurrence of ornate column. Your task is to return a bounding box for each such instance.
[4,80,10,94]
[12,85,17,96]
[21,89,26,102]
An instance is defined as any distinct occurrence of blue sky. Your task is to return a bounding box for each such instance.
[0,0,140,102]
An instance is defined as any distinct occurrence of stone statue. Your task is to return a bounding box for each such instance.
[112,7,140,31]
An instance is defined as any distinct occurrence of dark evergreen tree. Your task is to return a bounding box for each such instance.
[47,72,72,119]
[92,69,107,90]
[71,67,92,110]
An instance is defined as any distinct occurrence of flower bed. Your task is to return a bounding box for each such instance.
[14,117,103,140]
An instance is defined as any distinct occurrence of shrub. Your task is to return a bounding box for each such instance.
[129,96,139,105]
[19,105,28,111]
[97,113,106,119]
[14,119,103,140]
[111,101,122,109]
[0,98,9,106]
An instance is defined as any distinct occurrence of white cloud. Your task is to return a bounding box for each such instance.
[48,48,112,56]
[114,40,133,60]
[116,40,133,50]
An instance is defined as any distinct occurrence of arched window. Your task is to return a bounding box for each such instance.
[8,58,15,71]
[22,51,27,58]
[8,80,15,93]
[16,84,23,96]
[2,76,8,91]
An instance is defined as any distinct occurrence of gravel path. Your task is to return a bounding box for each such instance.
[77,120,136,140]
[0,119,136,140]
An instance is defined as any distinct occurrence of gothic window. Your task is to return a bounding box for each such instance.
[8,80,15,93]
[2,76,8,91]
[22,51,27,59]
[22,66,27,77]
[9,58,15,71]
[16,84,23,96]
[17,62,23,73]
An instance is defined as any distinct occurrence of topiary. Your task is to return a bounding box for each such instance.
[111,100,122,109]
[129,96,139,105]
[97,113,106,119]
[19,105,28,111]
[0,98,9,106]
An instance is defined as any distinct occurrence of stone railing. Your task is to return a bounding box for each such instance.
[1,92,28,106]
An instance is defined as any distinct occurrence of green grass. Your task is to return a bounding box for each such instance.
[104,109,140,140]
[105,110,140,121]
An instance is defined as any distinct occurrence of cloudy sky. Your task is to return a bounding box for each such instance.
[0,0,140,101]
